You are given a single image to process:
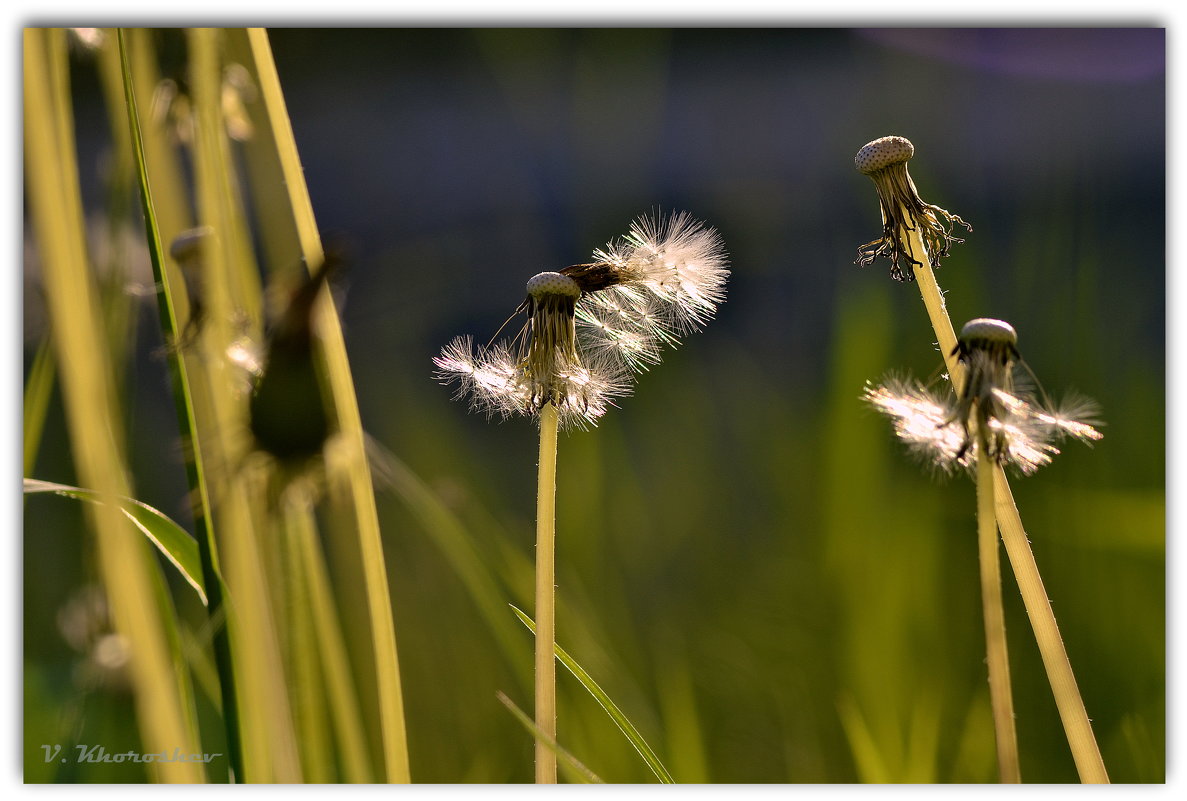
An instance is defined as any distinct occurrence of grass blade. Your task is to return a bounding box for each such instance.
[115,28,244,779]
[22,339,56,477]
[495,691,603,784]
[227,27,410,781]
[25,478,207,604]
[511,605,675,783]
[24,28,205,781]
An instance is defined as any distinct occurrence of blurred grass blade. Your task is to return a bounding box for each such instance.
[22,338,56,476]
[116,28,244,780]
[838,694,892,783]
[227,27,410,781]
[365,437,531,683]
[279,501,332,783]
[24,28,205,781]
[184,26,303,781]
[511,605,675,783]
[25,478,207,604]
[288,500,375,782]
[495,691,603,784]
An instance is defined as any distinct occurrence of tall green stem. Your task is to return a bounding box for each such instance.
[975,429,1020,782]
[535,402,560,783]
[117,30,243,780]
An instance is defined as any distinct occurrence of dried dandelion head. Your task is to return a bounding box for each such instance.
[854,135,971,282]
[434,211,729,430]
[863,318,1102,475]
[434,272,630,430]
[952,318,1022,460]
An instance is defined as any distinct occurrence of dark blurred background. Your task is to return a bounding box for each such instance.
[25,28,1164,783]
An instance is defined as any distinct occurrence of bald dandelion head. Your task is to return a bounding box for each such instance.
[854,135,972,282]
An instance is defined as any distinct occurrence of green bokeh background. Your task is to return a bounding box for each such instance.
[24,28,1164,782]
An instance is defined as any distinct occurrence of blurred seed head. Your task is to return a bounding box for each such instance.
[169,226,214,344]
[152,60,256,146]
[248,252,344,464]
[56,584,132,691]
[68,28,105,51]
[854,135,971,282]
[435,211,730,430]
[864,319,1102,475]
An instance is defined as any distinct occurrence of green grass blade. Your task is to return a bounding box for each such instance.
[24,28,205,780]
[365,438,532,683]
[288,501,375,782]
[227,27,410,782]
[22,339,56,477]
[116,29,244,780]
[25,478,207,604]
[495,691,603,784]
[511,605,675,783]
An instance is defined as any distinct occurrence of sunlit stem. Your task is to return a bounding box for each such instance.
[992,469,1109,783]
[535,401,560,784]
[975,423,1021,783]
[901,206,1109,783]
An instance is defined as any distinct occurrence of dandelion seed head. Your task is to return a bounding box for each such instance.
[854,135,971,281]
[436,211,728,430]
[581,210,730,333]
[863,379,970,473]
[865,321,1103,476]
[433,335,629,431]
[855,135,914,174]
[1031,392,1105,445]
[434,336,531,421]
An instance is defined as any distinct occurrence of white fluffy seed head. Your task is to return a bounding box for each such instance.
[863,376,1103,476]
[589,210,729,334]
[960,318,1018,347]
[527,271,580,299]
[855,135,914,174]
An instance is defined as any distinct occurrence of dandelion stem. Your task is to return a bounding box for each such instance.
[910,243,962,381]
[975,426,1020,783]
[534,401,560,784]
[900,204,1109,783]
[992,469,1109,783]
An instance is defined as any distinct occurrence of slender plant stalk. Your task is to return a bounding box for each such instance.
[23,339,56,476]
[25,28,205,782]
[974,428,1020,782]
[900,207,1108,783]
[992,469,1109,782]
[535,402,560,783]
[280,497,332,783]
[181,27,302,781]
[498,691,603,784]
[116,29,244,781]
[289,501,375,782]
[230,28,411,781]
